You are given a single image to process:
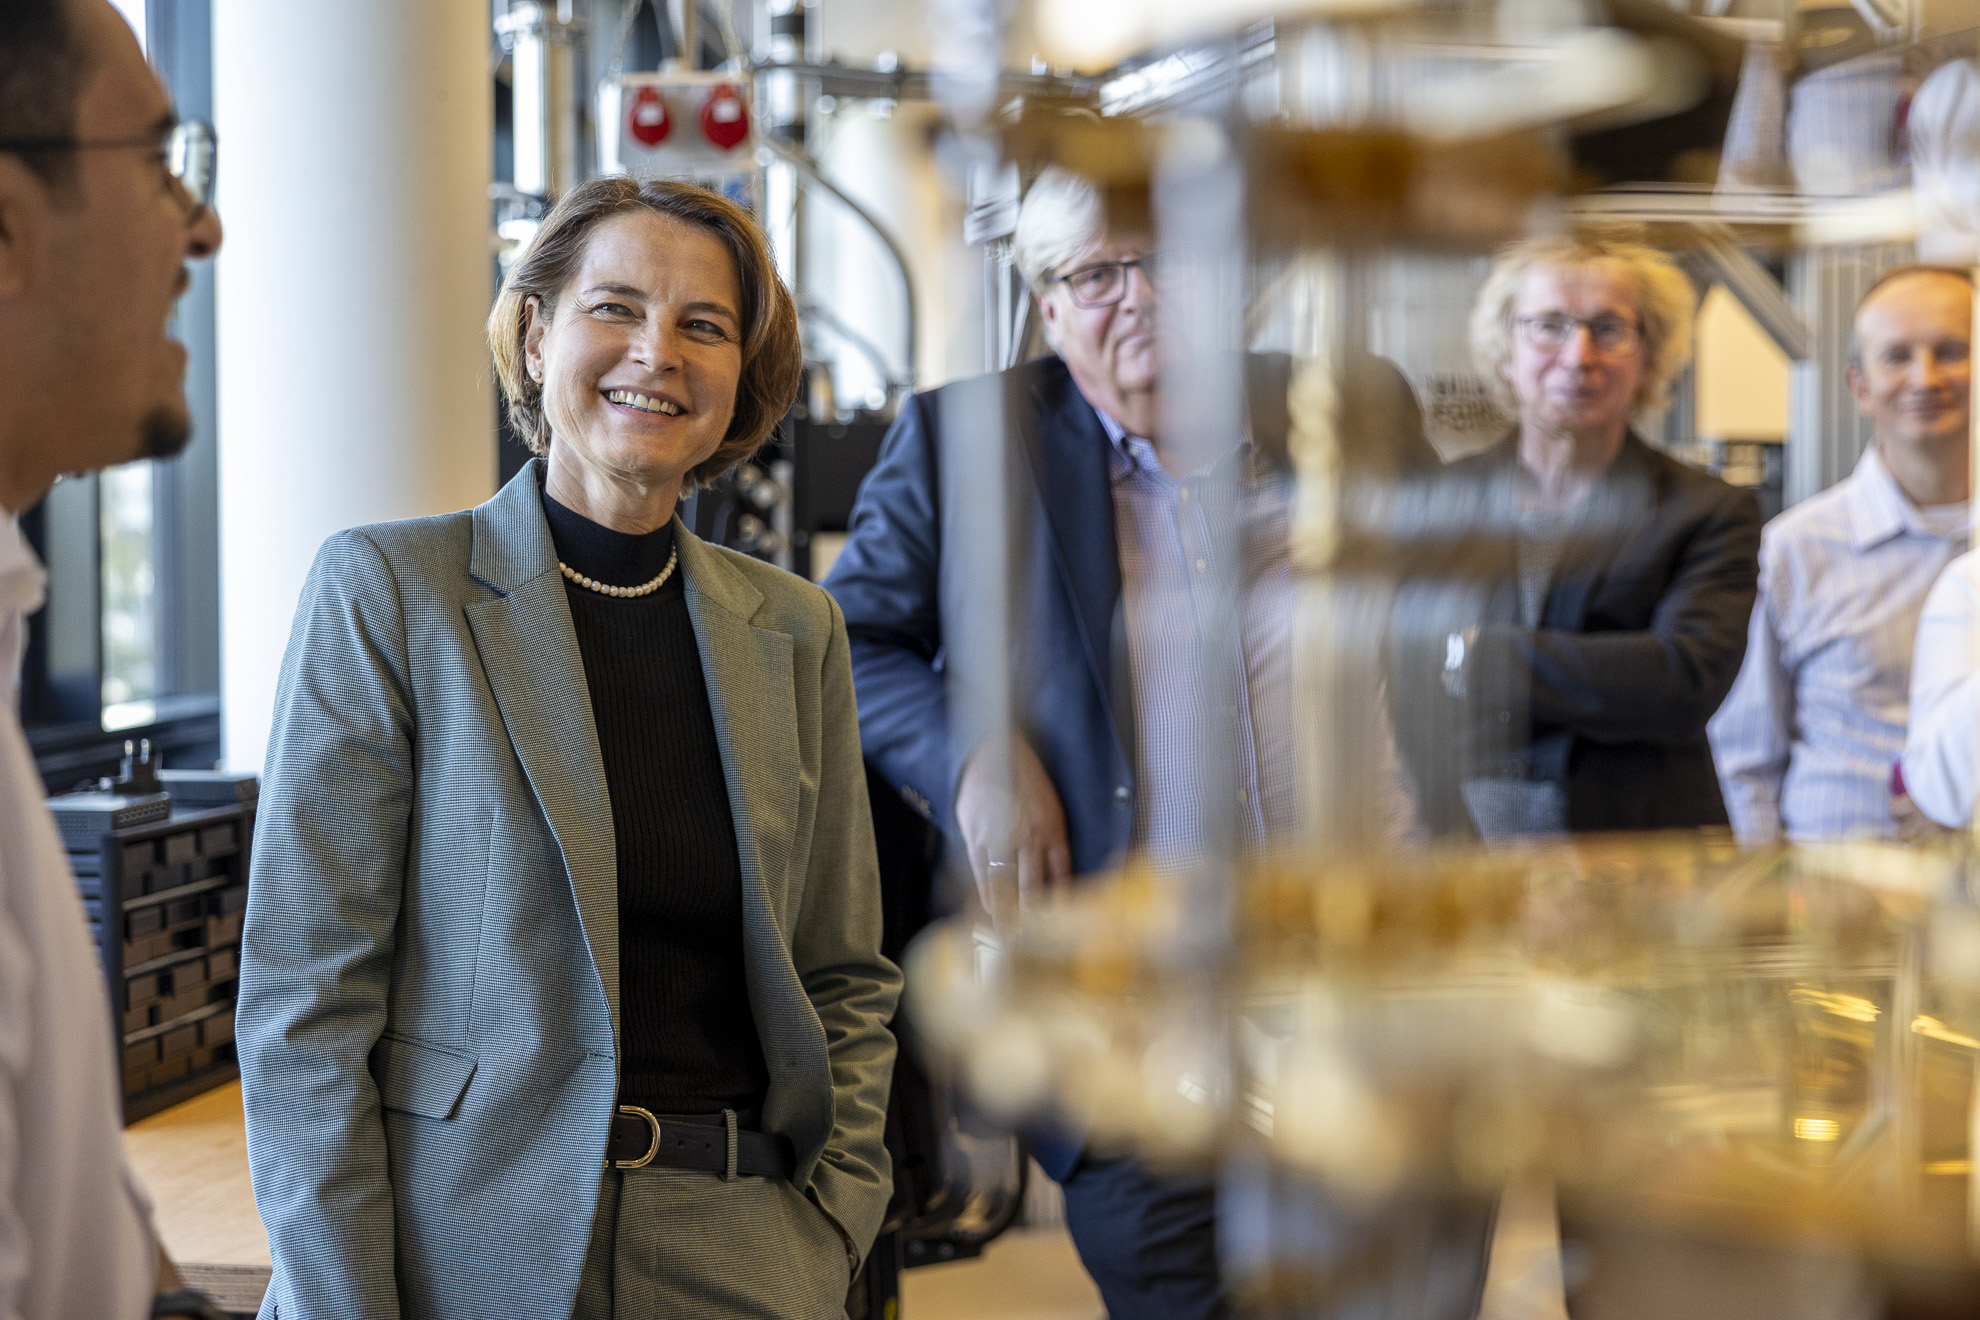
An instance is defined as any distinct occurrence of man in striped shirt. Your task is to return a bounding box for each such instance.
[830,167,1438,1320]
[1710,266,1972,842]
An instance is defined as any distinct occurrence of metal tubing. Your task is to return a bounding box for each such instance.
[799,298,902,406]
[758,131,918,394]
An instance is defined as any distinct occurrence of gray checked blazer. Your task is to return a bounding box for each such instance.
[236,461,901,1320]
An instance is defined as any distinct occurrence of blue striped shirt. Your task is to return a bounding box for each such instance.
[1099,412,1418,860]
[1102,414,1299,861]
[1710,446,1968,842]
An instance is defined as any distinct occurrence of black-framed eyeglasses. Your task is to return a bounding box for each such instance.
[0,119,216,219]
[1050,254,1163,309]
[1516,312,1641,354]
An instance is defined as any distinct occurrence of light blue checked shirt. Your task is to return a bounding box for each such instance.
[1710,446,1969,842]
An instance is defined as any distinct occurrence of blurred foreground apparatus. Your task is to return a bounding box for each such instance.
[912,837,1980,1316]
[896,0,1978,1311]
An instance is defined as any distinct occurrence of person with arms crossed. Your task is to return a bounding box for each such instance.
[1712,266,1972,842]
[0,2,226,1318]
[1396,233,1760,839]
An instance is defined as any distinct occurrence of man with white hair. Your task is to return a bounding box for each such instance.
[1712,266,1972,841]
[826,167,1431,1317]
[0,2,226,1318]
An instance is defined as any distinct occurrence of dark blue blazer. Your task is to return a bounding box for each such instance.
[826,352,1436,1178]
[827,358,1138,1181]
[826,349,1435,871]
[826,356,1137,885]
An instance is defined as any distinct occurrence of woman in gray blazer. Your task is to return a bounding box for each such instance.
[237,177,899,1320]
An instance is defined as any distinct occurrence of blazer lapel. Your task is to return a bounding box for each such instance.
[462,463,622,1035]
[1465,432,1646,633]
[675,528,801,940]
[1022,366,1130,760]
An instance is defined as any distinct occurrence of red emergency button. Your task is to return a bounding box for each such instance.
[700,84,749,150]
[628,86,671,146]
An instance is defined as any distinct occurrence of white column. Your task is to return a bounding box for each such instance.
[214,0,495,772]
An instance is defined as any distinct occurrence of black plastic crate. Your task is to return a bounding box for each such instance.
[159,1021,200,1061]
[206,909,245,948]
[56,792,256,1123]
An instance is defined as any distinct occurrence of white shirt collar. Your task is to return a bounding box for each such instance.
[0,514,46,618]
[0,515,46,716]
[1094,405,1260,486]
[1846,445,1968,551]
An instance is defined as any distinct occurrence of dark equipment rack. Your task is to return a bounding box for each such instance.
[60,778,255,1123]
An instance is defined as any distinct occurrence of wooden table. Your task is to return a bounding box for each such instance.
[123,1081,271,1314]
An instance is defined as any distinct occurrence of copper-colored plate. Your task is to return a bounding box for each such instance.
[1001,107,1569,250]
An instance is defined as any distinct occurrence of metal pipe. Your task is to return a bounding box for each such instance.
[799,298,904,406]
[1692,221,1813,361]
[757,131,919,394]
[668,0,698,68]
[745,56,1098,104]
[497,0,585,200]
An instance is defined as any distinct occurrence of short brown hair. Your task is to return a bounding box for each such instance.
[488,176,801,488]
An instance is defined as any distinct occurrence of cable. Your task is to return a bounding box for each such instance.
[800,298,906,407]
[758,132,918,395]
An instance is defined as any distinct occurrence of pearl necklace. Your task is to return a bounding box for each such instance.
[558,545,679,598]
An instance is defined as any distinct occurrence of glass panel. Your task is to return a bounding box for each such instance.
[100,462,159,728]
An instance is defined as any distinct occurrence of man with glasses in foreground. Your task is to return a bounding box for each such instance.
[1714,267,1972,842]
[826,166,1432,1318]
[0,1,223,1318]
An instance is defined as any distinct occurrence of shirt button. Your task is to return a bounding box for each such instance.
[1115,785,1131,804]
[1179,488,1190,503]
[1194,558,1207,574]
[1236,790,1249,806]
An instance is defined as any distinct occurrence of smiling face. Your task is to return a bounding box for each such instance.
[1037,231,1160,433]
[1848,271,1972,458]
[1505,261,1646,439]
[526,208,743,522]
[22,0,222,493]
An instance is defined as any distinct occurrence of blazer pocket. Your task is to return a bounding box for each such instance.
[372,1032,478,1120]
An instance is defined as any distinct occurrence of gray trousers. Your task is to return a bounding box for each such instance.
[571,1167,850,1319]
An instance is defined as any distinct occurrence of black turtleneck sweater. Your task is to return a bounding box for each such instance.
[541,488,769,1114]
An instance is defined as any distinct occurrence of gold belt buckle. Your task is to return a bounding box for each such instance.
[607,1104,662,1171]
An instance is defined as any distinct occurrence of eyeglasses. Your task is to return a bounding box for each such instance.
[1517,313,1641,354]
[1050,254,1163,309]
[0,119,217,220]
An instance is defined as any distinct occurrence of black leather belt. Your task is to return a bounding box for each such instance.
[604,1105,795,1179]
